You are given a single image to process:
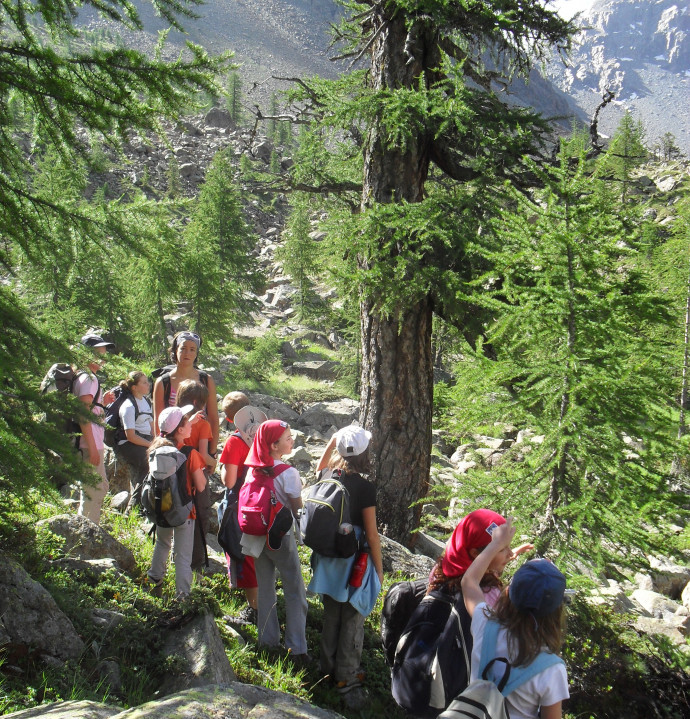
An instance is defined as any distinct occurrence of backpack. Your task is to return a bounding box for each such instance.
[217,431,250,561]
[391,588,472,718]
[141,445,194,528]
[381,578,428,666]
[103,386,150,448]
[438,619,564,719]
[158,369,208,407]
[238,463,290,536]
[300,469,358,558]
[40,364,101,438]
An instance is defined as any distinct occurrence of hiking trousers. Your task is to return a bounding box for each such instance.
[78,447,108,525]
[254,532,308,654]
[320,594,365,683]
[148,518,195,597]
[114,440,149,510]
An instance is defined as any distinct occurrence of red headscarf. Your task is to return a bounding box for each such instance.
[441,509,507,578]
[244,419,289,469]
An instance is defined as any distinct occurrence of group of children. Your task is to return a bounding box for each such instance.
[81,330,570,717]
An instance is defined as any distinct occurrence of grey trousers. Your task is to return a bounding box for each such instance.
[319,594,365,683]
[254,533,308,654]
[148,518,195,597]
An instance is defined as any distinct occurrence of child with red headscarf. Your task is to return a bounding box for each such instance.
[240,419,310,663]
[428,509,534,606]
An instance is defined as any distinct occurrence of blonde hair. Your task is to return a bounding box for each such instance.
[222,391,249,420]
[328,448,371,475]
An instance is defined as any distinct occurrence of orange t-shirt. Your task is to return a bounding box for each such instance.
[184,417,213,456]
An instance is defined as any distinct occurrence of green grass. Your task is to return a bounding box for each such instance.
[2,498,689,718]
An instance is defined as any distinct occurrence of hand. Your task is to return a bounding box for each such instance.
[510,542,535,560]
[102,389,115,405]
[491,517,516,548]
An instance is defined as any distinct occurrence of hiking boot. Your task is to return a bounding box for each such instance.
[144,576,164,597]
[290,652,314,669]
[224,605,257,626]
[341,686,369,711]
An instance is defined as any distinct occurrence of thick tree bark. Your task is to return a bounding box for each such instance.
[358,11,436,545]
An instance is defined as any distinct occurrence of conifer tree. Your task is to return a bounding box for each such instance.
[603,111,647,202]
[448,138,678,567]
[225,70,244,124]
[277,194,320,319]
[286,0,575,542]
[182,148,263,339]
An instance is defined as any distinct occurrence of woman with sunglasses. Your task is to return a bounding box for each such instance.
[152,331,220,457]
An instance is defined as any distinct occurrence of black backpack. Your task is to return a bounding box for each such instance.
[103,386,150,448]
[217,431,249,562]
[40,364,101,439]
[381,578,428,666]
[141,445,194,528]
[391,588,473,718]
[300,469,358,558]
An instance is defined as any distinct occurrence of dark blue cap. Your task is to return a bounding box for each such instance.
[509,558,566,617]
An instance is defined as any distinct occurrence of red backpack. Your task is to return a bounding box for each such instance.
[238,464,290,535]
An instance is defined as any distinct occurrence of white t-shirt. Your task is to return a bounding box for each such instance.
[118,396,153,444]
[470,603,569,719]
[240,461,302,557]
[73,371,104,450]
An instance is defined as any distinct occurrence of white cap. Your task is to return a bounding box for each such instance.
[335,424,372,457]
[159,405,195,435]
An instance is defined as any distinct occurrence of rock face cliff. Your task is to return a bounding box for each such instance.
[547,0,689,152]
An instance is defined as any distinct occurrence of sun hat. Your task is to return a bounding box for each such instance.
[335,424,372,457]
[509,558,566,617]
[441,509,507,577]
[233,405,268,447]
[158,405,195,435]
[80,333,114,349]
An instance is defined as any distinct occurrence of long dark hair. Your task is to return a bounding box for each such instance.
[328,448,371,475]
[427,554,504,596]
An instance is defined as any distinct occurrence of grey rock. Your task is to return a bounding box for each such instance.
[655,176,678,193]
[104,449,138,495]
[160,610,236,696]
[635,615,689,645]
[0,700,121,718]
[288,360,341,381]
[252,140,273,163]
[204,107,234,129]
[631,589,681,617]
[0,550,84,660]
[96,660,122,693]
[53,557,129,582]
[281,340,299,359]
[648,556,690,599]
[179,163,197,178]
[110,491,130,512]
[295,399,359,433]
[381,534,435,578]
[285,446,313,469]
[36,515,136,572]
[682,580,690,611]
[91,608,125,631]
[247,393,300,423]
[413,531,445,561]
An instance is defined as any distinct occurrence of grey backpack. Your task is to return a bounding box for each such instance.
[141,445,194,528]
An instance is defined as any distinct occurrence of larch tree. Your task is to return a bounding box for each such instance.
[286,0,575,543]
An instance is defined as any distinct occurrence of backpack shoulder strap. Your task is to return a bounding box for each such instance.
[501,652,564,697]
[478,617,501,676]
[198,370,208,387]
[161,373,172,407]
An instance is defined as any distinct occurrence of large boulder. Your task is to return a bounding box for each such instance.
[380,534,436,578]
[0,551,84,661]
[648,556,690,599]
[1,684,346,719]
[159,610,236,696]
[287,361,341,382]
[247,393,300,423]
[104,448,138,495]
[36,515,136,572]
[295,399,359,434]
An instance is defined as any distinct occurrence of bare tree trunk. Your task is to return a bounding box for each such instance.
[358,10,436,545]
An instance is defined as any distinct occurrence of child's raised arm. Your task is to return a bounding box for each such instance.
[461,517,516,617]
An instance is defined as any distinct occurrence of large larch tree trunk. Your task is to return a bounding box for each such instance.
[359,11,436,545]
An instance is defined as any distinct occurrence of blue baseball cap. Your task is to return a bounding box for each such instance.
[509,558,566,617]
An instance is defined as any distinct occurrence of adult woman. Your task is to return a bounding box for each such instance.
[114,371,153,511]
[152,331,219,456]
